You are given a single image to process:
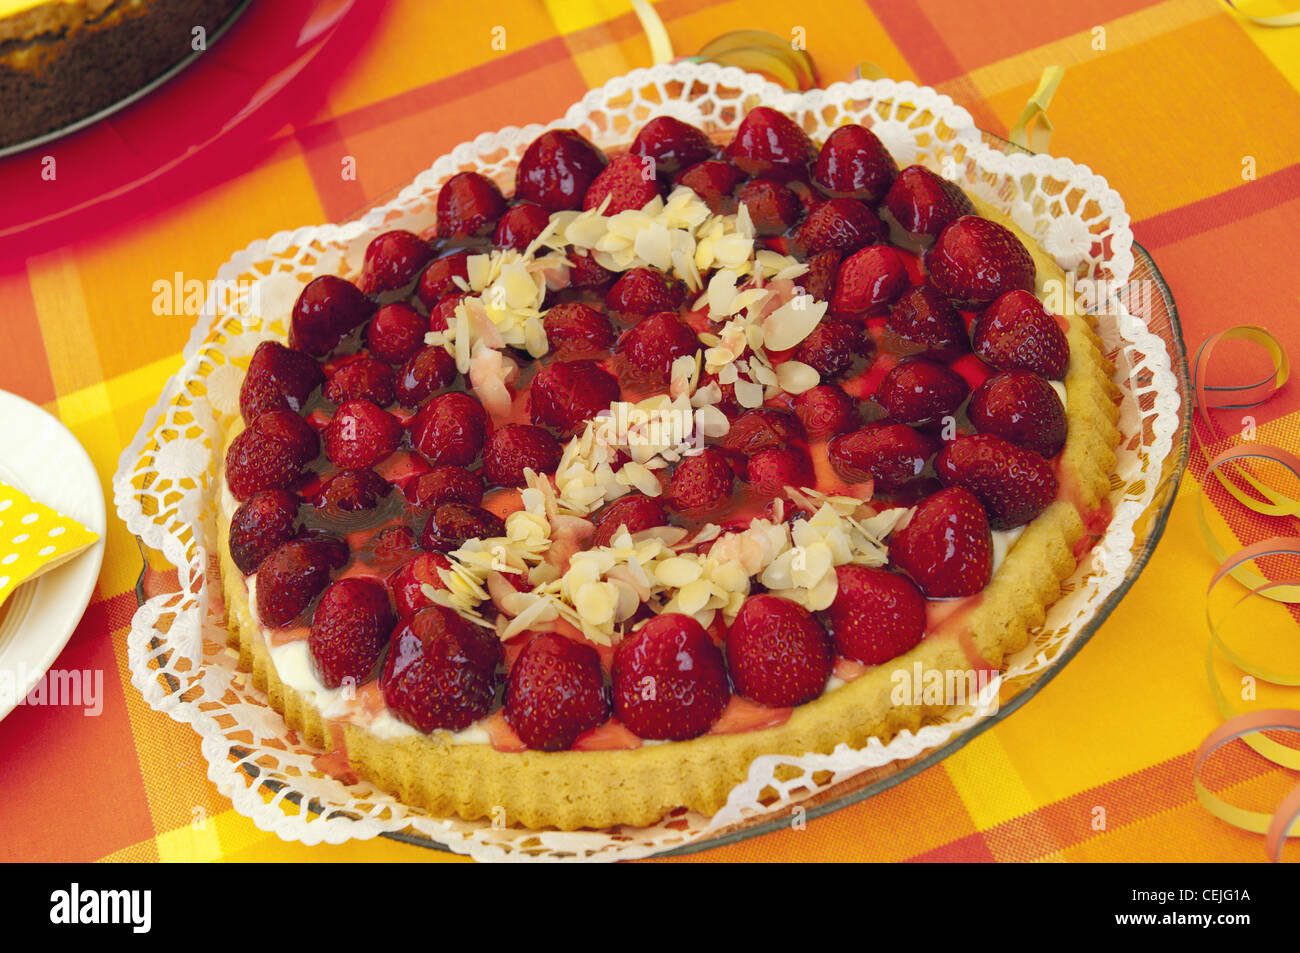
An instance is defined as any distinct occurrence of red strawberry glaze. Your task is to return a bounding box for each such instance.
[710,696,793,734]
[268,624,309,647]
[572,719,643,751]
[313,723,359,785]
[833,657,870,682]
[484,710,528,752]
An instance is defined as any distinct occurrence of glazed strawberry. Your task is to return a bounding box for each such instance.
[289,275,375,356]
[972,289,1069,380]
[308,578,395,689]
[420,502,506,552]
[514,129,606,212]
[673,159,744,213]
[885,284,970,361]
[801,249,843,301]
[380,605,502,733]
[792,384,858,438]
[889,486,992,598]
[604,268,686,322]
[629,116,714,177]
[426,292,465,334]
[324,355,395,407]
[927,215,1035,309]
[727,594,834,706]
[875,358,968,426]
[810,123,898,201]
[617,311,700,384]
[314,468,390,513]
[795,198,886,256]
[405,465,484,508]
[359,230,433,295]
[884,165,975,238]
[493,201,552,252]
[794,314,872,380]
[240,341,324,420]
[818,564,926,665]
[254,535,348,627]
[238,372,291,425]
[721,408,805,455]
[529,359,620,436]
[324,400,403,469]
[225,409,320,501]
[482,423,563,487]
[828,423,939,489]
[567,252,616,291]
[395,346,457,406]
[724,105,816,181]
[967,369,1067,458]
[583,153,660,214]
[409,391,490,466]
[366,303,428,364]
[746,446,814,497]
[389,552,451,618]
[229,489,300,574]
[505,632,611,751]
[935,433,1058,529]
[590,493,668,547]
[612,613,729,740]
[830,245,908,315]
[415,251,471,309]
[666,447,735,518]
[542,302,614,358]
[436,171,507,240]
[737,178,802,235]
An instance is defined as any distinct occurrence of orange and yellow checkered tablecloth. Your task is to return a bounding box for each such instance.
[2,0,1300,863]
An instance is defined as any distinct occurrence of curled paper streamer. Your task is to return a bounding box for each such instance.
[1219,0,1300,27]
[853,61,889,81]
[1008,65,1065,153]
[629,0,674,65]
[692,30,817,91]
[631,6,817,92]
[1193,711,1300,863]
[1192,325,1300,859]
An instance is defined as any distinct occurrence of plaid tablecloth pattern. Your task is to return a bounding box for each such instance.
[2,0,1299,862]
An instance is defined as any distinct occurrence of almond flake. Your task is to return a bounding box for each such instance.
[574,581,617,626]
[776,360,820,394]
[734,378,765,408]
[655,556,703,588]
[694,405,730,439]
[761,295,827,351]
[675,579,714,614]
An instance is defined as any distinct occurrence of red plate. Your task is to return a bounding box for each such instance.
[0,0,380,263]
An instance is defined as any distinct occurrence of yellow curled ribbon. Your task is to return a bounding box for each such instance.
[629,0,674,65]
[1194,711,1300,862]
[1219,0,1300,27]
[1009,65,1065,154]
[1193,325,1300,859]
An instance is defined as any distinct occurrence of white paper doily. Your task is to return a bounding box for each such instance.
[114,64,1177,862]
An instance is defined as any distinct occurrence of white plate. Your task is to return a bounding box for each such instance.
[0,389,106,722]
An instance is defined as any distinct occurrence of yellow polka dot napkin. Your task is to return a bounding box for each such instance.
[0,480,99,608]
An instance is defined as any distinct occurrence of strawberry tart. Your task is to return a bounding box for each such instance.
[217,107,1120,830]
